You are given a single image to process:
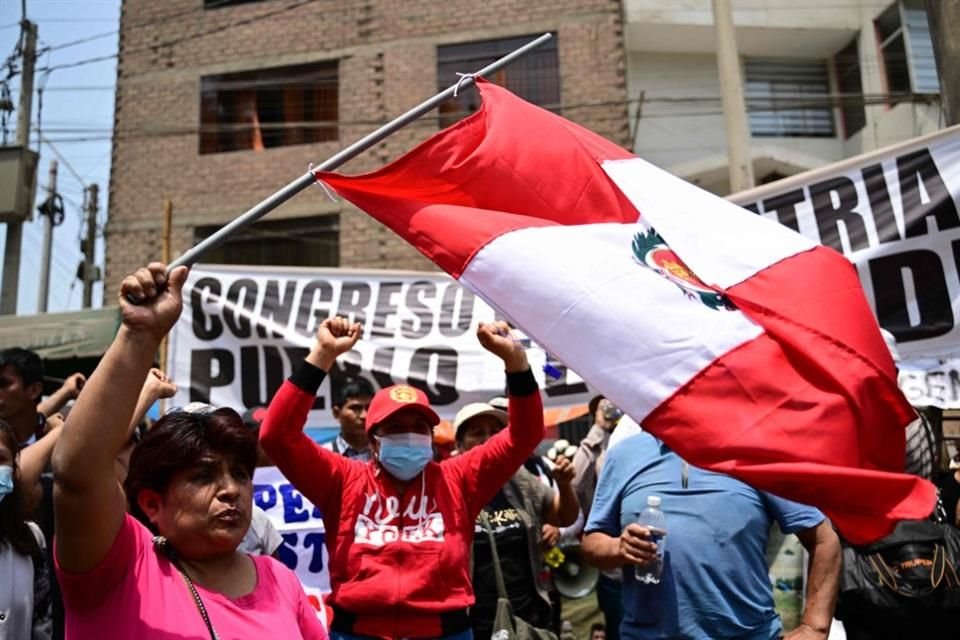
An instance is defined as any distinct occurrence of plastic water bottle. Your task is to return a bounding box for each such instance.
[634,495,666,584]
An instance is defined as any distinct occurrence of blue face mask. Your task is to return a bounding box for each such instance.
[0,465,13,504]
[376,433,433,481]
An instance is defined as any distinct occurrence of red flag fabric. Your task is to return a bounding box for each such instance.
[318,81,936,544]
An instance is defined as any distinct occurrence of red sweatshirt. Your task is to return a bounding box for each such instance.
[260,364,544,639]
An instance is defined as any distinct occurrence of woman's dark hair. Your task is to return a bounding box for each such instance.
[124,408,257,532]
[0,419,41,556]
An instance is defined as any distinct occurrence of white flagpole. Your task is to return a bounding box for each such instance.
[168,33,553,272]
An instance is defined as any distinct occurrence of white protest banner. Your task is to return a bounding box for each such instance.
[897,357,960,407]
[730,125,960,407]
[167,265,592,427]
[253,465,328,624]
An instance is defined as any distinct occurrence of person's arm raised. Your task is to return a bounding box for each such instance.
[38,373,85,418]
[450,321,544,511]
[127,368,177,435]
[543,455,580,527]
[52,263,188,574]
[259,316,361,511]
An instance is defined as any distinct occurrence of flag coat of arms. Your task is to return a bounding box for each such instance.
[319,81,936,544]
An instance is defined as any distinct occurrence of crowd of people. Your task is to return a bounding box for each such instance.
[0,261,956,639]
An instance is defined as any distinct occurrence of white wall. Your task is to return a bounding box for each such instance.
[624,0,946,195]
[628,51,847,194]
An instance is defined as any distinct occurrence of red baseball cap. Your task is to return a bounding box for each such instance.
[366,384,440,434]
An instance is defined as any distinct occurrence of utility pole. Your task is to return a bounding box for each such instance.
[926,0,960,126]
[712,0,755,193]
[1,19,37,315]
[82,183,99,308]
[38,159,58,312]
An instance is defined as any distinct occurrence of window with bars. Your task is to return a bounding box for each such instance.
[193,215,339,267]
[436,35,560,127]
[199,62,338,154]
[834,39,866,139]
[745,59,835,138]
[876,0,940,98]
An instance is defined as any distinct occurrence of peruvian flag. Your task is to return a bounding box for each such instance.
[318,81,935,544]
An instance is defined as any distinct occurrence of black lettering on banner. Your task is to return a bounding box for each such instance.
[902,368,960,406]
[897,148,960,238]
[407,346,459,405]
[371,347,398,389]
[294,280,334,337]
[869,249,953,342]
[438,284,474,337]
[336,282,372,325]
[371,282,403,338]
[256,279,298,339]
[224,279,259,339]
[861,164,901,244]
[898,371,925,404]
[809,177,869,253]
[761,189,805,233]
[190,348,235,402]
[240,346,286,408]
[950,370,960,403]
[191,277,224,341]
[402,281,436,339]
[925,371,948,405]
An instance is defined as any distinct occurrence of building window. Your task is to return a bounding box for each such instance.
[834,39,866,138]
[745,58,835,138]
[876,0,940,97]
[437,35,560,126]
[194,215,339,267]
[200,62,338,154]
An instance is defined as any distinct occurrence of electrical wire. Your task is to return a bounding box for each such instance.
[39,133,88,188]
[23,90,939,145]
[35,0,322,74]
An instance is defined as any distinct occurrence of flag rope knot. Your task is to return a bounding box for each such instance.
[308,163,339,203]
[453,73,475,98]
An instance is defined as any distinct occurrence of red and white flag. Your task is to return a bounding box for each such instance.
[319,81,936,543]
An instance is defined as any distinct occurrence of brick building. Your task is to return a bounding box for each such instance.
[105,0,630,290]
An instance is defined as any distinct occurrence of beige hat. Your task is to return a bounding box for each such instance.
[453,402,507,439]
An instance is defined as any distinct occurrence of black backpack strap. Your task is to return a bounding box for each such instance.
[867,553,901,593]
[932,543,960,589]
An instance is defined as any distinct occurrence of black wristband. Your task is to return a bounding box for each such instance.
[289,360,327,394]
[506,368,538,397]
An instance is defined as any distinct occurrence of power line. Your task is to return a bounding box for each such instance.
[35,0,321,74]
[40,134,88,188]
[23,90,938,144]
[39,30,118,54]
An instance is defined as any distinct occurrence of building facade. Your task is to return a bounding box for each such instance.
[105,0,630,290]
[624,0,944,195]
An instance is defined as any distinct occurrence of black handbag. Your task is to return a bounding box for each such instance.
[837,517,960,639]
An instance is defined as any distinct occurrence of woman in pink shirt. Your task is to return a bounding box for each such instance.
[51,262,326,640]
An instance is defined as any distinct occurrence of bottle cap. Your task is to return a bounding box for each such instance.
[647,495,661,507]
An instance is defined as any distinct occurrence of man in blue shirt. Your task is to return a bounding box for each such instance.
[582,432,840,640]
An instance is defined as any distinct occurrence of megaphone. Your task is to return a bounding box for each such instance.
[552,542,600,598]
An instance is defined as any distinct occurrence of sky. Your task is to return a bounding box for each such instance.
[0,0,120,314]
